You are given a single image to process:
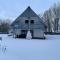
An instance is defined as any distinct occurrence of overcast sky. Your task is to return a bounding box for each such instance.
[0,0,60,20]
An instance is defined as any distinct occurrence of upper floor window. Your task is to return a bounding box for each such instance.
[30,20,34,24]
[25,20,34,24]
[25,20,29,24]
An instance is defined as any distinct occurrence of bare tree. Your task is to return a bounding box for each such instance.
[42,9,52,32]
[42,3,60,33]
[0,19,11,33]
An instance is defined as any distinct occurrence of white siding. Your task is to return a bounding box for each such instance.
[33,29,44,38]
[15,29,21,35]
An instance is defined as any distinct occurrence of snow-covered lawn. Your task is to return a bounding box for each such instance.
[0,34,60,60]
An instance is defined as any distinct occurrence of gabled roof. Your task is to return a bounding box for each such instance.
[20,6,38,17]
[11,6,46,27]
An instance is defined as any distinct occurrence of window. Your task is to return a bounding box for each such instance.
[25,20,29,24]
[30,20,34,24]
[25,20,34,24]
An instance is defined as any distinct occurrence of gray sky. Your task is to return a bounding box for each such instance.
[0,0,60,20]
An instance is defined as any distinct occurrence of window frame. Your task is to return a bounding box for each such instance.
[25,20,29,24]
[30,20,34,24]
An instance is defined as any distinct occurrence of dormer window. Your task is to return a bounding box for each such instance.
[25,20,29,24]
[30,20,34,24]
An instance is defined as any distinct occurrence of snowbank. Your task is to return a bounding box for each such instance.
[0,34,60,60]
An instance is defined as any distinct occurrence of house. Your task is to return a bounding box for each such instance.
[11,6,46,39]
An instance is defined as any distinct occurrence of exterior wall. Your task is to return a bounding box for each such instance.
[33,29,44,38]
[14,29,21,35]
[12,17,45,38]
[20,17,43,25]
[18,17,45,30]
[12,16,45,38]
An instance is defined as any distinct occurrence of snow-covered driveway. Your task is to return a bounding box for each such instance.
[0,34,60,60]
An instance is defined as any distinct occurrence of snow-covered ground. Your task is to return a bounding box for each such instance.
[0,34,60,60]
